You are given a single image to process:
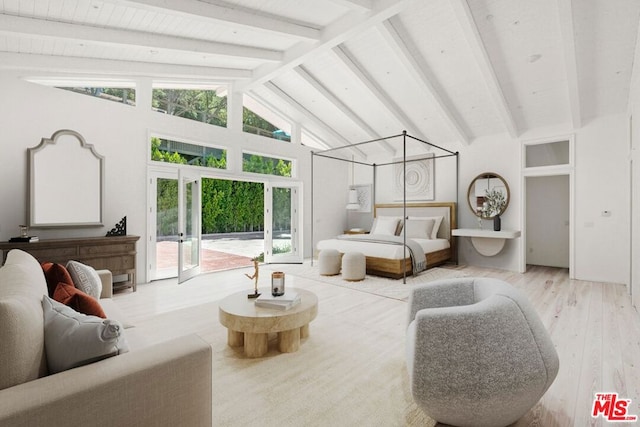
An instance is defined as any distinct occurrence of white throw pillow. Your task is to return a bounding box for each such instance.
[408,216,443,239]
[66,260,102,299]
[370,216,400,235]
[42,296,129,374]
[403,219,436,239]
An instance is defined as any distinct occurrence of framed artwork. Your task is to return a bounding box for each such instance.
[393,154,435,201]
[350,184,372,213]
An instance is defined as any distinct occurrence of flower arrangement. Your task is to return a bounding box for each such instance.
[484,188,506,218]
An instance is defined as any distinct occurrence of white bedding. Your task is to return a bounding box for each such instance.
[317,235,450,260]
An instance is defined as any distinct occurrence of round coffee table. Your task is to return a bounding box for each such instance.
[218,288,318,358]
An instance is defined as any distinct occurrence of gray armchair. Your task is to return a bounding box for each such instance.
[406,277,559,427]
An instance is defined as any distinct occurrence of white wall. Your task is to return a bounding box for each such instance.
[456,134,522,271]
[311,155,349,252]
[0,71,344,283]
[445,113,631,285]
[572,114,630,284]
[633,114,640,309]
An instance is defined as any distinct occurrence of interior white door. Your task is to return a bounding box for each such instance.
[178,170,201,283]
[264,182,303,264]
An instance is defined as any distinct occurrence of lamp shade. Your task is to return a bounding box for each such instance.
[346,188,360,210]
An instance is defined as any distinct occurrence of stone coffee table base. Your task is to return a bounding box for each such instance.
[219,288,318,358]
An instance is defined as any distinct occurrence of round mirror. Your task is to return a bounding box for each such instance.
[467,172,510,219]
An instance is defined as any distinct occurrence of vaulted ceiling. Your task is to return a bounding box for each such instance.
[1,0,639,157]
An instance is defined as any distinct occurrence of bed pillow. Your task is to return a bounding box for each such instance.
[42,296,128,374]
[403,219,436,239]
[370,216,400,235]
[408,216,444,239]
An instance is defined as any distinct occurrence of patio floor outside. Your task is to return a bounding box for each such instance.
[155,232,292,278]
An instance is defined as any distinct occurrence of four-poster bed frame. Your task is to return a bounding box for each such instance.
[311,131,459,282]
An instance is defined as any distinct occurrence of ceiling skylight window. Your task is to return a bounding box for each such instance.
[26,77,136,106]
[152,81,228,128]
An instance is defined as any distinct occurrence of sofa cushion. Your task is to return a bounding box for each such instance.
[41,262,74,297]
[0,249,49,390]
[53,282,107,318]
[42,296,129,374]
[66,260,102,299]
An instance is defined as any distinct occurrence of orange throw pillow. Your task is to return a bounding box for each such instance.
[42,262,74,297]
[53,282,107,319]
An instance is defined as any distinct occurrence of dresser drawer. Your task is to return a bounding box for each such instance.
[27,247,79,263]
[91,255,136,273]
[79,243,135,256]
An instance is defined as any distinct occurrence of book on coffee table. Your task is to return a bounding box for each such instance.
[255,291,301,310]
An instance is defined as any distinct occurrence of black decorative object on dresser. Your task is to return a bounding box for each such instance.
[106,216,127,237]
[0,235,139,291]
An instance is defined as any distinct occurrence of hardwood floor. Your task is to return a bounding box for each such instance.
[113,264,640,426]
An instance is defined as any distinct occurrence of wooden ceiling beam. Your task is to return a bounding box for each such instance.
[0,14,283,62]
[449,0,518,138]
[0,52,250,80]
[265,81,368,159]
[556,0,582,128]
[377,18,470,146]
[113,0,320,41]
[294,66,396,154]
[248,90,333,150]
[331,45,424,140]
[239,0,412,91]
[325,0,373,13]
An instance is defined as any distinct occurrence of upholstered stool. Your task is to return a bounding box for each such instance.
[318,249,341,276]
[341,252,366,281]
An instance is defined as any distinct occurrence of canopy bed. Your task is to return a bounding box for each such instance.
[311,131,459,282]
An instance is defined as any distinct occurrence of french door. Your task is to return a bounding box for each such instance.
[264,182,303,264]
[178,169,201,283]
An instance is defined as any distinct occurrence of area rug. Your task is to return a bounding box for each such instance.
[263,262,468,301]
[127,277,437,426]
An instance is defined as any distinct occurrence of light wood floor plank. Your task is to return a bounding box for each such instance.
[113,263,640,426]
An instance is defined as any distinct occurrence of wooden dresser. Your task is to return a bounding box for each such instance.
[0,235,140,291]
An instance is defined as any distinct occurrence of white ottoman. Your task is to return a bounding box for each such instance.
[318,249,341,276]
[342,252,366,282]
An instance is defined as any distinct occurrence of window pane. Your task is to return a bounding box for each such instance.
[151,137,227,169]
[152,88,227,127]
[57,87,136,106]
[242,153,292,177]
[243,107,290,142]
[525,140,570,167]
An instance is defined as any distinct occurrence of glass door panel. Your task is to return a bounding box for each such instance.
[155,176,179,279]
[178,170,201,283]
[264,183,302,263]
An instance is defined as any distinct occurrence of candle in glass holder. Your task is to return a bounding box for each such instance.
[271,272,285,296]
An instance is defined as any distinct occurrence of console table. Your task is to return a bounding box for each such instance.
[0,235,139,291]
[451,229,521,256]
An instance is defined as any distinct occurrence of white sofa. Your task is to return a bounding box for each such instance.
[0,249,213,427]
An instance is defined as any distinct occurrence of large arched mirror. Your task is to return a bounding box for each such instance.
[29,130,104,227]
[467,172,510,219]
